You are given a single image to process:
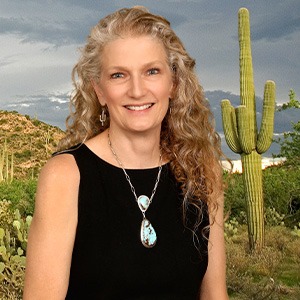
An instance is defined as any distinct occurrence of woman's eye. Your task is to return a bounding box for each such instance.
[147,68,159,75]
[111,72,124,79]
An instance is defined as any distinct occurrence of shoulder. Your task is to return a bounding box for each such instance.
[39,153,79,184]
[35,154,80,211]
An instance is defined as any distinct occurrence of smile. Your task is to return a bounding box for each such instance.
[125,104,153,111]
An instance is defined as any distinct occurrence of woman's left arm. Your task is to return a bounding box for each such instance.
[199,195,229,300]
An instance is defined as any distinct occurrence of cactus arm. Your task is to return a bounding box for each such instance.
[10,153,14,183]
[0,139,15,182]
[5,152,9,180]
[236,106,255,154]
[221,99,242,153]
[257,81,276,153]
[239,8,257,144]
[0,148,4,182]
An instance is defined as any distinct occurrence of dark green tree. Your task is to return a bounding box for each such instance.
[275,90,300,165]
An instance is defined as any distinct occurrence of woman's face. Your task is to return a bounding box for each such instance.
[93,35,173,136]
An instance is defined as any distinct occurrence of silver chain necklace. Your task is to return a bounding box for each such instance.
[107,131,162,248]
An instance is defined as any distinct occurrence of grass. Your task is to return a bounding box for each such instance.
[226,225,300,299]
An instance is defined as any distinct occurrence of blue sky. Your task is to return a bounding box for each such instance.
[0,0,299,158]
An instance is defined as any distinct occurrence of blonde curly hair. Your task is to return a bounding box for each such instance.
[58,6,224,223]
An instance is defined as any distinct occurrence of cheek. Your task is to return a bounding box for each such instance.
[159,83,173,99]
[102,88,123,105]
[164,77,174,97]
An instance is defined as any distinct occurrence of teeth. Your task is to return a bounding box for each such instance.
[126,104,152,111]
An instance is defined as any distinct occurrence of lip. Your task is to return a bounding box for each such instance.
[124,103,155,111]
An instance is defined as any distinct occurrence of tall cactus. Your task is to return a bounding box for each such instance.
[0,139,14,183]
[221,8,276,251]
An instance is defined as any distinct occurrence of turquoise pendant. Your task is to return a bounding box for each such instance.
[137,195,150,212]
[137,195,157,248]
[140,218,157,248]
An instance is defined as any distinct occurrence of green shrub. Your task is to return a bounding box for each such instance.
[0,179,37,216]
[224,164,300,227]
[0,201,32,299]
[14,150,32,160]
[263,166,300,215]
[224,172,246,217]
[0,120,8,125]
[291,223,300,237]
[265,207,285,227]
[32,119,41,127]
[225,217,239,239]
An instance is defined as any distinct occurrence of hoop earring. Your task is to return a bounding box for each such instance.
[99,106,107,127]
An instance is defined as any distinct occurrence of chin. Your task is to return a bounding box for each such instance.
[127,123,161,134]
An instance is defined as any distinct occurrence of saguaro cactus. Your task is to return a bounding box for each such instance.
[0,139,14,183]
[221,8,276,251]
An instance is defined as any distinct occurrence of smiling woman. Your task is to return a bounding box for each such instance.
[92,36,173,135]
[23,6,229,300]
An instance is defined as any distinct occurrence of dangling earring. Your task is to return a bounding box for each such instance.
[168,98,173,115]
[99,106,107,127]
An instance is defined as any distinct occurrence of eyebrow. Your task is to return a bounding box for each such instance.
[106,60,167,71]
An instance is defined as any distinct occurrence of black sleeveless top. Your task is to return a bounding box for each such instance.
[64,144,209,299]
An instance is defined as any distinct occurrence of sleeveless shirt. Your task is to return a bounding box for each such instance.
[64,144,209,299]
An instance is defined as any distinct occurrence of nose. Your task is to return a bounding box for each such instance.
[127,75,146,99]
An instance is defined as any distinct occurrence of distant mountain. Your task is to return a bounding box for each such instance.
[1,90,298,160]
[0,110,65,179]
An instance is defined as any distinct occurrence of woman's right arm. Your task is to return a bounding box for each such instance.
[23,154,80,300]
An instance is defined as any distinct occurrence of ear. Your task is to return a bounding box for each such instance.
[91,79,106,106]
[169,64,177,99]
[169,81,176,99]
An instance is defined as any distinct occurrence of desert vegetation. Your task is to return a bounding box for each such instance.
[0,109,299,299]
[0,110,63,299]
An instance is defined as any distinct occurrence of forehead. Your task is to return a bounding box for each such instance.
[100,36,168,68]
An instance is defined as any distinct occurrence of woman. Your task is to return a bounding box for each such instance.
[24,6,228,300]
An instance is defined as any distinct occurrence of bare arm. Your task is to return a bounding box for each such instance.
[23,154,79,300]
[200,195,229,300]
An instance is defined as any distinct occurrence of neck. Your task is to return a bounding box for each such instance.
[107,128,162,169]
